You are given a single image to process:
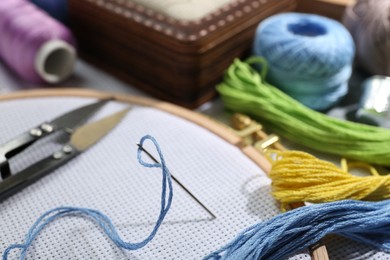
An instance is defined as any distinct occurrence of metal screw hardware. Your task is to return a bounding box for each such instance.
[40,123,54,133]
[231,113,285,151]
[231,113,252,130]
[53,151,63,160]
[231,113,262,143]
[30,128,42,137]
[254,134,280,151]
[62,145,73,154]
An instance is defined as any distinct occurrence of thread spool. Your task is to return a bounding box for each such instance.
[0,0,76,84]
[343,0,390,76]
[253,12,355,110]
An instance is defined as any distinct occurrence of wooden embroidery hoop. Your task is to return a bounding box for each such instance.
[0,88,328,259]
[0,88,271,170]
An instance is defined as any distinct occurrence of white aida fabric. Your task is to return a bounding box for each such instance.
[128,0,234,21]
[0,97,388,260]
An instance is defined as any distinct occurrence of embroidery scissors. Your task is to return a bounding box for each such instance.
[0,99,110,180]
[0,99,129,201]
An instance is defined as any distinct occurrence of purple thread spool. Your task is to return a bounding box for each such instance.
[0,0,76,84]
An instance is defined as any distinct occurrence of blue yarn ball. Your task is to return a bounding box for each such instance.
[253,12,355,110]
[289,83,349,111]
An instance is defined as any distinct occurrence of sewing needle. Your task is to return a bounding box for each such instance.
[137,144,216,220]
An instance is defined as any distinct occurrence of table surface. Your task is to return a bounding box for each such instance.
[0,59,145,96]
[0,58,235,122]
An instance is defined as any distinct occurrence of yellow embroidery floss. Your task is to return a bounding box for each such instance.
[267,150,390,210]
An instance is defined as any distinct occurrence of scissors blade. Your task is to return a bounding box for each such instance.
[70,108,130,151]
[0,108,129,202]
[51,98,111,131]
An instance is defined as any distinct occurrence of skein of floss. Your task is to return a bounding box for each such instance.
[205,200,390,260]
[253,13,355,111]
[343,0,390,76]
[0,0,76,84]
[217,58,390,166]
[267,149,390,210]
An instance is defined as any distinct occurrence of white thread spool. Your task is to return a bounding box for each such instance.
[35,40,76,84]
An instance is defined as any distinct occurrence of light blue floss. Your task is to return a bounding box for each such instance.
[2,135,173,260]
[253,12,355,110]
[204,200,390,260]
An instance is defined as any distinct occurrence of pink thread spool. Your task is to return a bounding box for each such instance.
[0,0,76,84]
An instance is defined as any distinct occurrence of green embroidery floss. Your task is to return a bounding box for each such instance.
[217,57,390,166]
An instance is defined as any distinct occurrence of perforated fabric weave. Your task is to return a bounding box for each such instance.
[0,97,388,259]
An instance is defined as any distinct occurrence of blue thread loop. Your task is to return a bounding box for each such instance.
[3,135,173,260]
[204,200,390,260]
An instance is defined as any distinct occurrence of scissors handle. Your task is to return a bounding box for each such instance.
[0,144,79,202]
[0,99,111,180]
[0,122,55,179]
